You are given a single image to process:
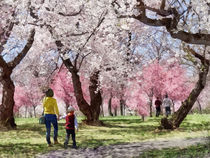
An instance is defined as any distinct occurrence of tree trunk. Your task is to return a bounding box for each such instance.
[100,98,104,117]
[108,96,113,116]
[64,101,70,114]
[120,98,125,116]
[71,72,93,120]
[197,99,202,114]
[141,115,145,122]
[66,67,102,125]
[25,106,28,118]
[160,61,209,129]
[0,29,35,129]
[149,97,153,117]
[29,110,33,117]
[33,106,36,118]
[114,108,117,116]
[89,71,102,123]
[0,77,16,129]
[172,100,175,113]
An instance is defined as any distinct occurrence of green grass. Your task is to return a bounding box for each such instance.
[0,114,209,157]
[140,143,210,158]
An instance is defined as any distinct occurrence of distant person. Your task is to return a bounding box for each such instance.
[155,97,162,117]
[43,88,59,147]
[60,106,78,149]
[163,94,172,117]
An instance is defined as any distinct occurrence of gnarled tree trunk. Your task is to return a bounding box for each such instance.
[0,74,16,129]
[160,48,209,129]
[108,95,113,116]
[89,71,102,123]
[71,72,92,121]
[63,57,103,125]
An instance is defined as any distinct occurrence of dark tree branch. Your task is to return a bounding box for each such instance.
[160,0,166,10]
[61,56,77,73]
[74,53,79,68]
[78,10,108,53]
[28,1,39,20]
[8,29,35,68]
[78,52,91,70]
[0,22,15,53]
[0,56,8,69]
[183,46,210,65]
[70,32,89,36]
[132,0,210,46]
[54,40,77,72]
[111,0,121,8]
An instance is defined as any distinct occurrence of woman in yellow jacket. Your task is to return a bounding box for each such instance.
[43,88,59,147]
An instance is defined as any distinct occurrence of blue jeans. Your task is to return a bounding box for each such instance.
[165,107,171,117]
[45,114,58,144]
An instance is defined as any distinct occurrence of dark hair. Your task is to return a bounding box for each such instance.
[45,88,54,97]
[165,94,168,98]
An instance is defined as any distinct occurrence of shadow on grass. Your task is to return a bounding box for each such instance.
[16,122,67,135]
[101,116,162,123]
[101,116,210,132]
[78,138,125,148]
[17,123,46,136]
[0,142,51,157]
[180,121,210,131]
[101,117,160,130]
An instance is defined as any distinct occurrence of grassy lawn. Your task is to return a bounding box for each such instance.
[0,114,209,157]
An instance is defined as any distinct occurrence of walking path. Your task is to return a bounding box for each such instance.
[36,137,209,158]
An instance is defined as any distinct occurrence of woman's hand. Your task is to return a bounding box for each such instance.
[57,115,60,121]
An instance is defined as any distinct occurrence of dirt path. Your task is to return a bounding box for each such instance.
[36,137,209,158]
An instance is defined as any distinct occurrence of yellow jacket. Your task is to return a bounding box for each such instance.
[43,97,59,116]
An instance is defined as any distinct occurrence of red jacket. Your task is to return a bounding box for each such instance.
[65,112,75,130]
[155,100,162,107]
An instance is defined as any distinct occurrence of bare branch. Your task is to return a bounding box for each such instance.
[28,1,39,20]
[70,32,89,36]
[60,55,77,73]
[78,52,91,70]
[133,13,210,45]
[183,46,210,65]
[74,53,79,68]
[132,0,210,46]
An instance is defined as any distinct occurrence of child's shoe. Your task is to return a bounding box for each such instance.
[54,140,59,145]
[72,145,77,149]
[48,144,53,147]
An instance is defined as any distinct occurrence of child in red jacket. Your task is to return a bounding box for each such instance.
[61,106,78,149]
